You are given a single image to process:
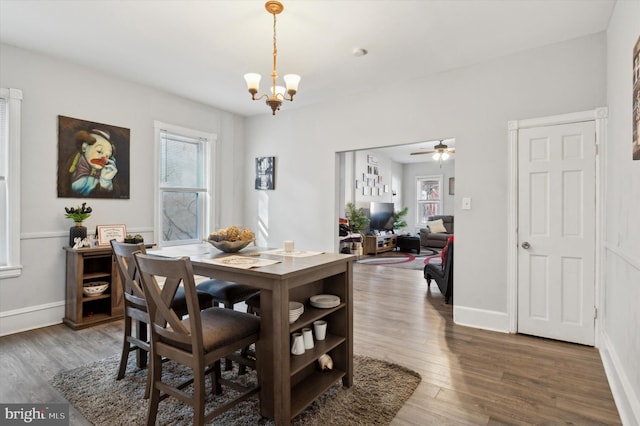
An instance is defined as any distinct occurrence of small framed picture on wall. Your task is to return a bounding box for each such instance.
[255,156,275,190]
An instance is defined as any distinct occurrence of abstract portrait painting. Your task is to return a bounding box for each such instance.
[58,115,130,199]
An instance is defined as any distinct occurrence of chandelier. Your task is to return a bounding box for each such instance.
[244,1,300,116]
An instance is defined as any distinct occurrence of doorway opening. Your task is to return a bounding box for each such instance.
[335,139,456,252]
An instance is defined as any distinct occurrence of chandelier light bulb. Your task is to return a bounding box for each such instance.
[244,73,261,94]
[284,74,300,94]
[271,85,286,97]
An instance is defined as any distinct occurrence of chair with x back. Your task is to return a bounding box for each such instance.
[195,279,259,373]
[110,240,214,398]
[134,252,261,425]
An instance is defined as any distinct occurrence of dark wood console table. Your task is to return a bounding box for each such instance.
[63,246,124,329]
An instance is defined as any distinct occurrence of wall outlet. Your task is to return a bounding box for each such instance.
[462,197,472,210]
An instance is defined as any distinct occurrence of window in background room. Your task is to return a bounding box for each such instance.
[0,88,22,278]
[416,175,442,226]
[155,122,216,246]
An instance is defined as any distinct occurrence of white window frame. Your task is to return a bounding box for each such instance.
[0,88,23,279]
[153,121,216,247]
[415,175,443,227]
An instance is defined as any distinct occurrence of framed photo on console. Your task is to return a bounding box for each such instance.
[96,224,126,246]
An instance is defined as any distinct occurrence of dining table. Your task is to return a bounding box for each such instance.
[148,243,355,425]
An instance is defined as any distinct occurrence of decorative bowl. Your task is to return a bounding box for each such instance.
[289,301,304,323]
[83,281,109,297]
[207,239,252,253]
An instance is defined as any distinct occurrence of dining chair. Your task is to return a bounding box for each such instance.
[110,241,214,398]
[134,253,261,425]
[195,279,259,373]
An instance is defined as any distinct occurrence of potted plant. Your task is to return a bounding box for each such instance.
[392,207,409,234]
[64,202,92,247]
[345,202,370,255]
[125,234,144,244]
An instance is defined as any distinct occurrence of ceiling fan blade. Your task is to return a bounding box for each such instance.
[410,150,436,155]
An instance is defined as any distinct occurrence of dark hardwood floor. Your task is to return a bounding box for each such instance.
[0,264,621,425]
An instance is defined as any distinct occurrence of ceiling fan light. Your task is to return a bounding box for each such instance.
[433,152,441,161]
[441,152,450,160]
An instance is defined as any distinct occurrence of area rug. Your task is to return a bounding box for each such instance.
[50,353,421,425]
[357,249,441,270]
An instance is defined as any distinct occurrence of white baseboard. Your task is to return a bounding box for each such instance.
[0,301,65,336]
[599,332,640,426]
[453,305,510,333]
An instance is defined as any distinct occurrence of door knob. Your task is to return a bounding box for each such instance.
[521,242,530,249]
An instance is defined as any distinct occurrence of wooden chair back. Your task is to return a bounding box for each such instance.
[133,253,204,354]
[133,252,260,425]
[110,240,148,314]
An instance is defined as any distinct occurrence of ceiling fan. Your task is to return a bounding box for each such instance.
[410,141,456,161]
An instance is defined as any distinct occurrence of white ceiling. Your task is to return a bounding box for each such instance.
[0,0,615,161]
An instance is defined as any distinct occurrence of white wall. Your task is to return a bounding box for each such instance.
[601,1,640,423]
[0,44,245,335]
[244,32,606,325]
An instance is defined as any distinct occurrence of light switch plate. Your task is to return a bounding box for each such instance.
[462,197,472,210]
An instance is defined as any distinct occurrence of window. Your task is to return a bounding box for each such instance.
[0,88,22,279]
[416,175,442,226]
[154,121,216,246]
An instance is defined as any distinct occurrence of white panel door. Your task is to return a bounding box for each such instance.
[517,121,596,345]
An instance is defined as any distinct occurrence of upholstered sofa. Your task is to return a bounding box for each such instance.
[419,215,454,248]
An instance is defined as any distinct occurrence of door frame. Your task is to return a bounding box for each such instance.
[507,107,608,346]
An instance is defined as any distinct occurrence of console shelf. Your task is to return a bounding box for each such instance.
[62,246,124,330]
[364,234,397,255]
